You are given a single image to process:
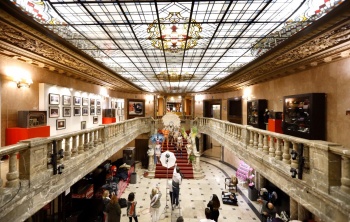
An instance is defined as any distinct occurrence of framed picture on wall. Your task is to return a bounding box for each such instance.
[81,121,86,130]
[56,119,66,130]
[96,107,101,115]
[127,99,145,119]
[49,106,59,118]
[82,107,89,116]
[73,96,81,106]
[96,99,101,106]
[74,107,81,116]
[82,97,89,106]
[62,95,71,106]
[90,98,95,106]
[93,116,98,124]
[90,107,95,115]
[49,93,60,105]
[62,107,71,117]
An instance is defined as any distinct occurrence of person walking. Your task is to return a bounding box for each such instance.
[167,179,173,205]
[172,163,183,209]
[105,195,121,222]
[207,194,220,222]
[127,192,138,222]
[150,186,162,222]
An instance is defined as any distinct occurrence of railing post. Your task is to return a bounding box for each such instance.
[249,130,253,148]
[283,139,291,164]
[269,136,275,157]
[291,142,298,169]
[258,133,263,152]
[275,138,282,160]
[263,134,269,154]
[78,133,84,154]
[89,131,94,149]
[253,132,258,150]
[64,136,71,160]
[98,128,103,145]
[84,132,89,152]
[71,135,78,157]
[94,130,98,147]
[341,156,350,194]
[6,152,19,188]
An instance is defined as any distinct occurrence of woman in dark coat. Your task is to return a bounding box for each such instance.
[207,194,220,222]
[106,195,121,222]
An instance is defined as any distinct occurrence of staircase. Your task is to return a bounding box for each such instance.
[154,141,194,179]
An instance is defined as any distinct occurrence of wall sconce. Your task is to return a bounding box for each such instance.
[14,77,33,88]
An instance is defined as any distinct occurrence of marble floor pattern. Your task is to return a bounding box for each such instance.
[119,154,262,222]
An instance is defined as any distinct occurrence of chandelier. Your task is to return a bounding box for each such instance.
[147,12,202,53]
[156,69,193,82]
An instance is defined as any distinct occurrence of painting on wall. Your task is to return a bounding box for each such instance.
[127,99,145,119]
[63,107,71,117]
[56,119,66,130]
[62,95,71,106]
[49,106,59,118]
[49,93,60,105]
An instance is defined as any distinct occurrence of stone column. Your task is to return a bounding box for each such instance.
[298,203,310,221]
[6,152,19,187]
[163,96,167,115]
[249,131,253,148]
[289,197,298,220]
[198,133,204,154]
[341,155,350,194]
[194,153,201,172]
[256,172,266,190]
[253,132,258,150]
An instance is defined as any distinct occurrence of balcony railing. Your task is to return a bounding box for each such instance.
[195,117,350,222]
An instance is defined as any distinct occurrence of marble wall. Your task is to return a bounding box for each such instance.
[196,57,350,148]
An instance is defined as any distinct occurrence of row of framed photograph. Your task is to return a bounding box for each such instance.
[56,117,98,130]
[50,106,101,118]
[49,93,101,107]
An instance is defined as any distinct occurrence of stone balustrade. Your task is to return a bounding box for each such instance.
[1,116,349,222]
[196,117,350,222]
[0,117,152,222]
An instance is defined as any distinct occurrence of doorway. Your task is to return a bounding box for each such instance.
[203,99,222,119]
[227,97,242,124]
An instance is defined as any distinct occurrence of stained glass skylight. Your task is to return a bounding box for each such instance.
[9,0,344,93]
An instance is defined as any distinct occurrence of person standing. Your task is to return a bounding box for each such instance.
[105,195,121,222]
[127,192,138,222]
[172,163,183,209]
[167,179,173,205]
[207,194,220,222]
[150,186,162,222]
[102,190,111,222]
[199,208,215,222]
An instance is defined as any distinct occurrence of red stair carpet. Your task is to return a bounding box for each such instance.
[154,141,194,179]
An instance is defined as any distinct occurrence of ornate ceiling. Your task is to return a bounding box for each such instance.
[0,0,350,95]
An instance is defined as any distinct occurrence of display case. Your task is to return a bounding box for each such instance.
[247,99,267,129]
[103,109,116,118]
[123,147,135,166]
[283,93,325,140]
[18,111,47,128]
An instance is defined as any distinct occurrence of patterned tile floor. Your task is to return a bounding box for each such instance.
[119,154,262,222]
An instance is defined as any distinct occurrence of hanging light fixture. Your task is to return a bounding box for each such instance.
[156,69,193,82]
[147,12,202,53]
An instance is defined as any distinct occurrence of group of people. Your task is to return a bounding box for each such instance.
[102,190,138,222]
